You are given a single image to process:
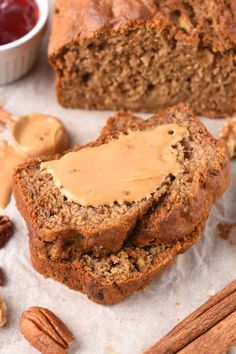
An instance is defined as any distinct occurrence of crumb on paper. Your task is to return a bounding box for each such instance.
[207,289,216,297]
[217,223,236,243]
[219,117,236,158]
[104,346,119,354]
[176,300,181,306]
[0,268,4,286]
[218,223,232,240]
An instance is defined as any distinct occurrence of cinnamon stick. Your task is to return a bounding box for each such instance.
[145,280,236,354]
[178,311,236,354]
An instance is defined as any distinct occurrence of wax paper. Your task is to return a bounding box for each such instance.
[0,1,236,353]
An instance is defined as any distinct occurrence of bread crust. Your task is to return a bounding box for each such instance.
[13,104,230,257]
[29,220,205,305]
[49,0,236,55]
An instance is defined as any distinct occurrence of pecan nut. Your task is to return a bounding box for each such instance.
[19,306,75,354]
[219,118,236,158]
[0,216,13,248]
[0,296,7,327]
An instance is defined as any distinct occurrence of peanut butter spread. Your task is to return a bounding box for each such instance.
[41,124,186,207]
[12,114,70,158]
[0,141,25,209]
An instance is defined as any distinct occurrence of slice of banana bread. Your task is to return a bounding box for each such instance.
[49,0,236,117]
[13,104,230,259]
[29,219,205,305]
[101,111,230,247]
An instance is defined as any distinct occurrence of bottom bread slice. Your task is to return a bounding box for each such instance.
[29,220,205,305]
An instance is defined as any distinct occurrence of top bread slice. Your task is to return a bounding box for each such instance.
[13,104,230,258]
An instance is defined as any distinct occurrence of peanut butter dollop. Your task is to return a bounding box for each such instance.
[0,112,70,209]
[41,124,186,207]
[12,113,70,158]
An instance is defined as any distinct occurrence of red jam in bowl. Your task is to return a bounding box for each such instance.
[0,0,39,46]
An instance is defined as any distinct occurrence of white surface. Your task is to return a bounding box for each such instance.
[0,7,236,354]
[0,0,49,85]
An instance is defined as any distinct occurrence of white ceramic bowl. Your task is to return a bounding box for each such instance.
[0,0,49,85]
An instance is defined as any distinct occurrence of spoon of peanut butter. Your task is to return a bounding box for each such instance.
[0,108,70,209]
[0,108,70,158]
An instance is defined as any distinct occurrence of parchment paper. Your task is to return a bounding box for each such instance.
[0,2,236,353]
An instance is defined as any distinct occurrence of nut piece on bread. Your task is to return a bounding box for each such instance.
[19,306,74,354]
[49,0,236,117]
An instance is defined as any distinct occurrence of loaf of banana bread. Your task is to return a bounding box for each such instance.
[49,0,236,117]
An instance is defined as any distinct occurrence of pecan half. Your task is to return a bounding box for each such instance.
[0,296,7,327]
[19,306,75,354]
[0,216,13,248]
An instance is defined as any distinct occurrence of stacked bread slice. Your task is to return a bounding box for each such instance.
[13,104,230,304]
